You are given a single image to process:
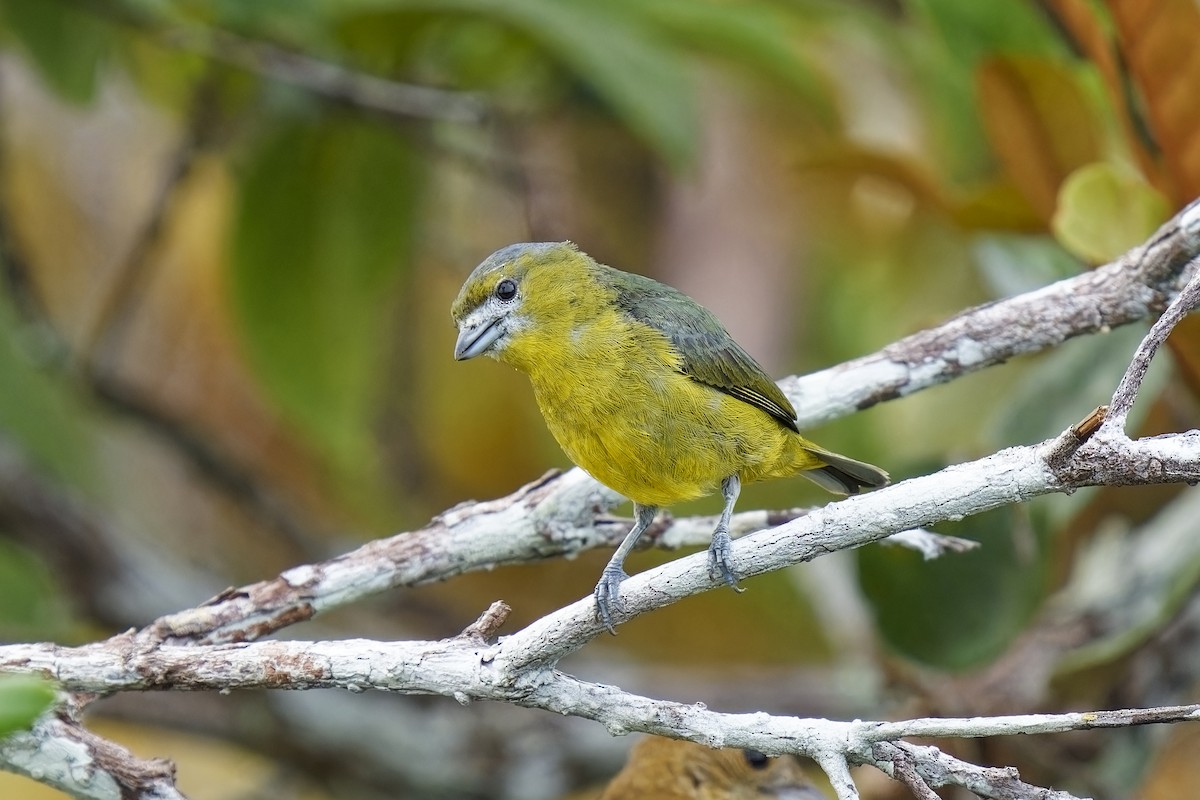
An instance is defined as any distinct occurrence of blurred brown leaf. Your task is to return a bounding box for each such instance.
[1044,0,1162,186]
[976,54,1104,222]
[1110,0,1200,205]
[1136,723,1200,800]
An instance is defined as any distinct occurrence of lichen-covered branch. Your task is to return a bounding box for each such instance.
[4,620,1197,800]
[0,714,182,800]
[142,470,972,647]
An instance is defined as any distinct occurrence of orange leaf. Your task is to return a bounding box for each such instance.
[1042,0,1164,188]
[1109,0,1200,206]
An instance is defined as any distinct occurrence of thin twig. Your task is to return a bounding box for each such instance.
[1105,255,1200,428]
[874,741,1085,800]
[459,600,512,644]
[889,747,941,800]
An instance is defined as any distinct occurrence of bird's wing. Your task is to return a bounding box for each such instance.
[610,273,800,433]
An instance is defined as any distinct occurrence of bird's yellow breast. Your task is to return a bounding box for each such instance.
[509,307,814,507]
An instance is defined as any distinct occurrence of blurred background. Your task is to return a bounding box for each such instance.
[1,0,1199,797]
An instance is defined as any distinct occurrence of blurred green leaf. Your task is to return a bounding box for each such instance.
[977,55,1106,221]
[1052,162,1171,264]
[0,675,55,738]
[389,15,548,92]
[0,301,96,491]
[907,0,1070,66]
[900,0,1072,186]
[111,28,211,112]
[230,117,420,471]
[0,539,73,641]
[0,0,111,104]
[326,0,698,167]
[202,0,330,45]
[859,501,1050,670]
[614,0,835,122]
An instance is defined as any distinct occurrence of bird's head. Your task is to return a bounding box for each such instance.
[451,241,599,368]
[599,737,823,800]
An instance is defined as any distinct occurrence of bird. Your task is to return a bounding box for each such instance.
[595,736,825,800]
[451,242,888,632]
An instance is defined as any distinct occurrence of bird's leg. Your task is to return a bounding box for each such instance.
[708,474,744,592]
[594,502,658,634]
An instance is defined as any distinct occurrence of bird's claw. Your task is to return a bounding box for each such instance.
[594,564,629,634]
[707,528,743,592]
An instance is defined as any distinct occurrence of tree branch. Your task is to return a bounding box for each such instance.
[1106,255,1200,427]
[5,631,1196,799]
[0,713,182,800]
[872,741,1083,800]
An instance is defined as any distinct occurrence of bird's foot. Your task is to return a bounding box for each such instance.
[593,564,630,635]
[707,528,743,592]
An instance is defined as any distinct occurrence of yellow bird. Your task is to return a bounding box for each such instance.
[452,243,887,631]
[596,737,824,800]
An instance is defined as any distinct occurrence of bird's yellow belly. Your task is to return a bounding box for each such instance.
[532,368,808,507]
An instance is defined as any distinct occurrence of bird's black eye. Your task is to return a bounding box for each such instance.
[743,749,769,769]
[495,278,517,301]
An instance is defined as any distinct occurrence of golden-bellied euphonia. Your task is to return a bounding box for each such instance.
[452,243,887,632]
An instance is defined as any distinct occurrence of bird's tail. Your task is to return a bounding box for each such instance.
[800,446,889,495]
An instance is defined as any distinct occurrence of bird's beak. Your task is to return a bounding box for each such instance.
[454,316,504,360]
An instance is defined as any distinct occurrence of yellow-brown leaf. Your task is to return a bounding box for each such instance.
[976,55,1104,222]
